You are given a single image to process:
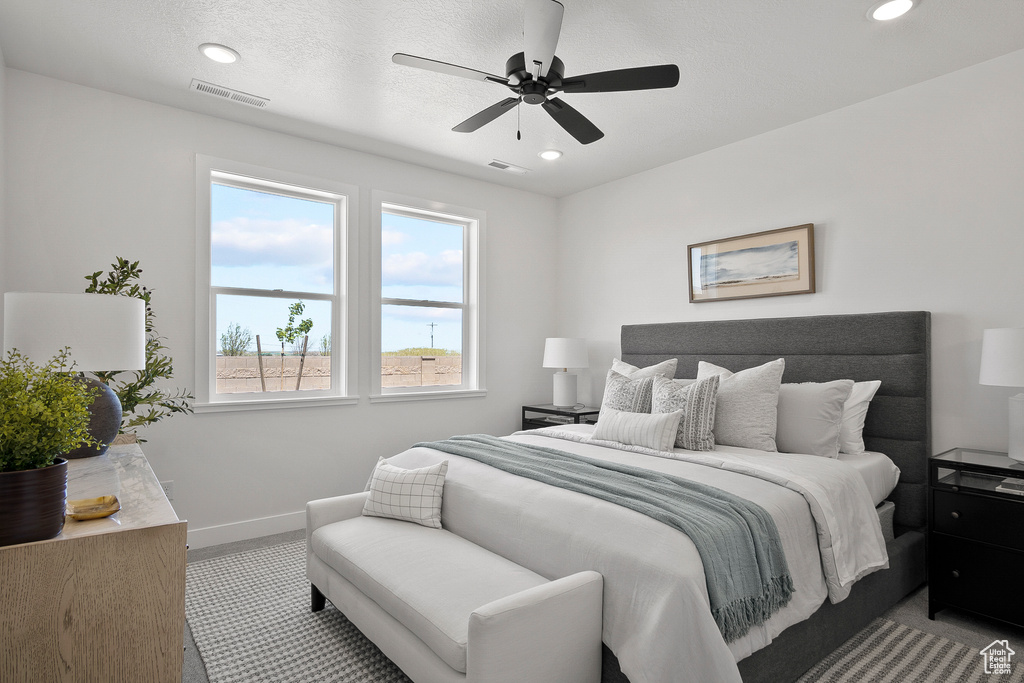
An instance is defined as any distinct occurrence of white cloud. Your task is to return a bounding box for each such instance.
[383,250,463,286]
[212,217,333,267]
[381,230,407,247]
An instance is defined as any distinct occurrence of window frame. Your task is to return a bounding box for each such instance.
[371,191,485,401]
[194,155,358,412]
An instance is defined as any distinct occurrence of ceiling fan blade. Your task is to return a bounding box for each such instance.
[453,98,521,133]
[524,0,564,80]
[393,53,509,85]
[541,97,603,144]
[560,64,680,93]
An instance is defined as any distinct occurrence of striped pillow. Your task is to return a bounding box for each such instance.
[362,457,448,528]
[592,406,685,451]
[652,374,719,451]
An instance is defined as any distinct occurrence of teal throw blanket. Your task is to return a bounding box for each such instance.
[415,434,794,642]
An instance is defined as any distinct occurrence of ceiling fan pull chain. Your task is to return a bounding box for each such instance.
[517,101,522,140]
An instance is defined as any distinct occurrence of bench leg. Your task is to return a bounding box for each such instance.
[311,584,326,613]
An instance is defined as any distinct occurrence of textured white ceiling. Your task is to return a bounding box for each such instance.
[1,0,1023,197]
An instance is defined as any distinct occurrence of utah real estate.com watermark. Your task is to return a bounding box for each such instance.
[980,640,1015,675]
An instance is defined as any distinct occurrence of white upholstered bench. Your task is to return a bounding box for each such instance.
[306,491,604,683]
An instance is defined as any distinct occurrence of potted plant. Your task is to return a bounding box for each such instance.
[0,348,99,546]
[84,258,193,441]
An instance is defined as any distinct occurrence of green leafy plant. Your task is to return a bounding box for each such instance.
[0,349,99,472]
[84,257,193,438]
[275,301,313,389]
[318,334,331,356]
[220,322,253,356]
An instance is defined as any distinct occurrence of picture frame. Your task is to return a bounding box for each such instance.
[688,224,815,303]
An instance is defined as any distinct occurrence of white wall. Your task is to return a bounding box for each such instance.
[3,70,558,546]
[1,49,7,313]
[556,49,1024,456]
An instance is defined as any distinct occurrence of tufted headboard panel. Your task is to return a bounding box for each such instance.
[620,311,931,533]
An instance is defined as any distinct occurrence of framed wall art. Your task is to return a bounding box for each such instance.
[688,224,815,303]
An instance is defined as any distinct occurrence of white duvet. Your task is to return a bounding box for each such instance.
[385,424,888,683]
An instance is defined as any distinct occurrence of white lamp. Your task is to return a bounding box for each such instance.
[4,292,147,457]
[542,338,588,408]
[979,327,1024,463]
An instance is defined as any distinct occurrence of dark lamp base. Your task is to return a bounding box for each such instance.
[65,378,123,459]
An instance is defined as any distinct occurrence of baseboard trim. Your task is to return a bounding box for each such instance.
[186,510,305,549]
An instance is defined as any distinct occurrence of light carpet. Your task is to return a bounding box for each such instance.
[187,539,1021,683]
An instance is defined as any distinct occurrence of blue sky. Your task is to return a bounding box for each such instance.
[211,184,464,354]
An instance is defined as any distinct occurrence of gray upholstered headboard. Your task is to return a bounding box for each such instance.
[620,311,931,534]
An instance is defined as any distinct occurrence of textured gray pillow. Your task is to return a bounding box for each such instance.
[776,380,855,458]
[592,406,684,451]
[611,357,678,379]
[652,374,719,451]
[697,359,785,451]
[362,457,448,528]
[601,370,655,413]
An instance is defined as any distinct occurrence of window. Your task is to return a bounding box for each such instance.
[195,156,356,410]
[372,193,484,399]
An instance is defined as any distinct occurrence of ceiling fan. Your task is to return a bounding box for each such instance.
[392,0,680,145]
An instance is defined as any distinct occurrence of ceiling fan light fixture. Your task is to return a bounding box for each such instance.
[200,43,240,64]
[539,149,563,160]
[867,0,914,21]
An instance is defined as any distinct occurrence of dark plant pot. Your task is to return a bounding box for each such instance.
[0,458,68,547]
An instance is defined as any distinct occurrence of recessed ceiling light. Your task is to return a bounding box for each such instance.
[539,149,563,161]
[867,0,914,21]
[199,43,240,64]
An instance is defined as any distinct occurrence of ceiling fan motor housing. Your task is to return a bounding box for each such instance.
[506,51,564,103]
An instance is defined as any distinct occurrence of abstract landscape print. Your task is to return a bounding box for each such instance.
[688,224,815,302]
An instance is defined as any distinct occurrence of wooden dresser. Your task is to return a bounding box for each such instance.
[0,444,187,682]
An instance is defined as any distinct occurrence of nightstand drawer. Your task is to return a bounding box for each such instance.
[930,534,1024,627]
[932,490,1024,551]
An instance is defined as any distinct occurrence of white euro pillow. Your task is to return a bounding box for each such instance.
[839,380,882,454]
[697,359,785,451]
[611,357,678,379]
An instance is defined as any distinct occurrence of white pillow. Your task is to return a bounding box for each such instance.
[652,374,719,451]
[601,370,655,413]
[591,406,684,452]
[776,380,855,458]
[839,380,882,454]
[611,357,678,379]
[697,359,785,451]
[362,457,448,528]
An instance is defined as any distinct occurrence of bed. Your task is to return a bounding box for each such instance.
[376,311,930,682]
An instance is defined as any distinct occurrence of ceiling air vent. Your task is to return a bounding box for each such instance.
[487,159,529,175]
[190,79,269,108]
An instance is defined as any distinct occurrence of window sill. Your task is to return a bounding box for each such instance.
[370,389,487,404]
[194,395,359,413]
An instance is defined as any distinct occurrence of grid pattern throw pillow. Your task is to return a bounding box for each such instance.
[362,457,448,528]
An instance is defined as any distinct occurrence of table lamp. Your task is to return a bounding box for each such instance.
[4,292,147,457]
[979,327,1024,463]
[542,337,588,408]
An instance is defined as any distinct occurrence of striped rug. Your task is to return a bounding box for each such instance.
[187,539,1022,683]
[798,618,1023,683]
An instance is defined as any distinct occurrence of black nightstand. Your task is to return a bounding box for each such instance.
[928,447,1024,629]
[521,404,600,431]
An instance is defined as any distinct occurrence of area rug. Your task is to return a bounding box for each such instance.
[185,539,410,683]
[797,618,1023,683]
[188,539,1022,683]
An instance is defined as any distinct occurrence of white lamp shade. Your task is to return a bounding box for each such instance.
[542,337,589,369]
[979,328,1024,387]
[4,292,147,371]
